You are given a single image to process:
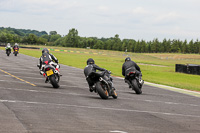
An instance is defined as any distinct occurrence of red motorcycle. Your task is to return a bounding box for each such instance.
[13,48,19,56]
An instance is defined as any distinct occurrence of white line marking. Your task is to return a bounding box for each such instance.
[1,99,200,118]
[0,87,199,107]
[110,131,127,133]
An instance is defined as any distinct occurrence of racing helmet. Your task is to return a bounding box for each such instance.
[42,48,49,54]
[125,57,131,62]
[87,58,95,65]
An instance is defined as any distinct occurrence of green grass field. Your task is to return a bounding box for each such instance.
[1,46,200,91]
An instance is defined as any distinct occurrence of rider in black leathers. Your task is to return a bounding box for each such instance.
[84,58,108,92]
[38,48,60,82]
[122,57,143,87]
[13,43,19,52]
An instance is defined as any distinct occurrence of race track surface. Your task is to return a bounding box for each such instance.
[0,50,200,133]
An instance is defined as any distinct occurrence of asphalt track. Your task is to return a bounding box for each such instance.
[0,50,200,133]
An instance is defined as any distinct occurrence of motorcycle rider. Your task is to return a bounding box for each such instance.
[38,48,60,83]
[13,43,19,52]
[84,58,111,92]
[122,57,144,87]
[5,43,12,53]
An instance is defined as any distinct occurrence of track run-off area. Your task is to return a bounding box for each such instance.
[0,50,200,133]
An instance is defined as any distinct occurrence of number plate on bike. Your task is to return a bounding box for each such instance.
[46,69,53,76]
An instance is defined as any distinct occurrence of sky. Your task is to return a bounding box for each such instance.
[0,0,200,41]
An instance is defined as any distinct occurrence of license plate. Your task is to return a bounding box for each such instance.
[46,69,53,76]
[15,50,18,51]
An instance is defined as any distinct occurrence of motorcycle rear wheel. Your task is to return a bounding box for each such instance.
[131,79,142,94]
[49,75,60,88]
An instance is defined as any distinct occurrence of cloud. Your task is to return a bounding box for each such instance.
[154,12,183,24]
[131,7,149,15]
[152,12,185,26]
[0,0,200,41]
[98,6,109,12]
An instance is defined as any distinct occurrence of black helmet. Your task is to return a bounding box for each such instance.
[42,48,49,54]
[87,58,95,65]
[125,57,131,62]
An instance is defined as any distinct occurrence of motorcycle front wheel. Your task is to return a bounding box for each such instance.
[96,81,109,99]
[112,88,118,99]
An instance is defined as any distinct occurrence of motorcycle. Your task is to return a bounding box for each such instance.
[6,47,11,56]
[125,71,143,94]
[87,71,117,99]
[38,62,61,88]
[13,47,19,56]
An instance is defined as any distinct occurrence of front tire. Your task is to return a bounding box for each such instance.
[131,79,142,94]
[112,88,118,99]
[96,81,109,99]
[49,75,60,88]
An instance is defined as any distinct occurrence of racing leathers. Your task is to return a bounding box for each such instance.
[122,60,143,86]
[5,44,12,53]
[13,45,19,52]
[84,64,107,91]
[38,53,60,81]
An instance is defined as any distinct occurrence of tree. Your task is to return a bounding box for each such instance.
[112,34,122,51]
[127,39,136,52]
[140,40,147,53]
[49,34,61,42]
[0,33,7,42]
[65,28,79,47]
[105,39,113,50]
[27,34,38,44]
[151,38,160,53]
[188,40,194,53]
[37,37,47,45]
[171,40,181,53]
[49,31,57,35]
[182,40,188,53]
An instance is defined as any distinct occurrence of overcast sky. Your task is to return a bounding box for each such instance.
[0,0,200,41]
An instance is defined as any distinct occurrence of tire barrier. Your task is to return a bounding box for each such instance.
[20,46,40,49]
[0,44,40,49]
[176,64,200,75]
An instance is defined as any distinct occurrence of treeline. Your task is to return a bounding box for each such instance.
[0,27,200,54]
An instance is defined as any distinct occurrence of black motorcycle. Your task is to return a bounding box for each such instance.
[125,71,143,94]
[87,71,117,99]
[6,48,11,56]
[38,63,61,88]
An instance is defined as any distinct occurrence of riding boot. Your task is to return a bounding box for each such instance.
[89,85,96,92]
[45,77,49,83]
[124,79,132,88]
[138,76,144,85]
